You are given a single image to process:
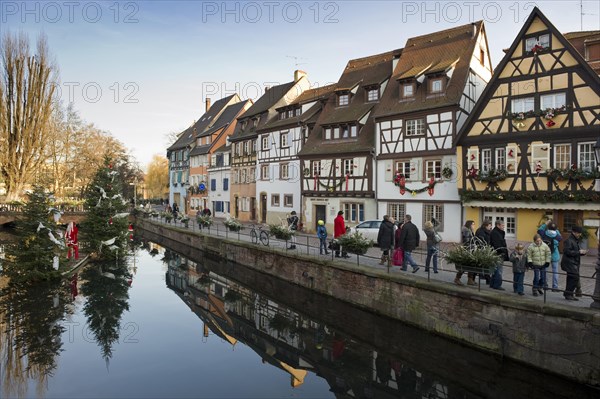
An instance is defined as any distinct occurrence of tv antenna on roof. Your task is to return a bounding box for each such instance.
[580,1,597,31]
[286,55,307,68]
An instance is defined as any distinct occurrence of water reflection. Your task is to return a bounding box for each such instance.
[80,257,132,363]
[0,278,73,398]
[155,240,599,399]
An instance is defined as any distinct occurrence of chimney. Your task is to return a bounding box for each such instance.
[294,69,307,82]
[264,86,270,93]
[471,22,477,39]
[205,98,211,112]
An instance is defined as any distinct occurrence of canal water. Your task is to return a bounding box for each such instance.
[0,234,597,398]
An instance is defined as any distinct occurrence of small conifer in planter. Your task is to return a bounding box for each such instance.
[197,215,212,227]
[336,232,374,255]
[269,224,294,240]
[224,218,243,232]
[443,243,501,275]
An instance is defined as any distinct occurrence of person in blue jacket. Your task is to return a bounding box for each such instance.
[317,220,329,255]
[538,221,562,292]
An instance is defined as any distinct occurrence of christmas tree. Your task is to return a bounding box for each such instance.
[4,186,65,282]
[82,157,129,262]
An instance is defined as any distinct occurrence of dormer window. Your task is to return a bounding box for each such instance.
[338,93,350,106]
[279,110,286,120]
[429,77,443,94]
[366,87,379,102]
[252,118,258,128]
[525,33,550,53]
[400,82,415,99]
[324,124,358,140]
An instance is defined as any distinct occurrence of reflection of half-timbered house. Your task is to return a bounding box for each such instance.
[229,72,310,222]
[457,8,600,245]
[256,84,336,225]
[374,22,492,242]
[299,51,399,232]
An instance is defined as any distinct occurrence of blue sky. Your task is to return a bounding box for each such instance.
[3,1,599,168]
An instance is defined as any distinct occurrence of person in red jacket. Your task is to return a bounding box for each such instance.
[333,211,349,258]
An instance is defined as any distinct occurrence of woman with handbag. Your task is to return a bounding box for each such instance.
[392,221,404,267]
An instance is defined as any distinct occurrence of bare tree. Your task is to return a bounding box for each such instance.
[145,154,169,199]
[0,31,58,201]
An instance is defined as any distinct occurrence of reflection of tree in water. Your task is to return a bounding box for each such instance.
[81,258,131,363]
[0,277,73,398]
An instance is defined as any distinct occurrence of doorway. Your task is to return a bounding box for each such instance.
[250,197,256,221]
[315,205,326,229]
[261,194,267,223]
[234,196,239,218]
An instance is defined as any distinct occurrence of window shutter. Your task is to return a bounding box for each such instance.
[223,178,229,191]
[531,143,550,172]
[384,160,394,181]
[210,179,216,191]
[467,148,479,170]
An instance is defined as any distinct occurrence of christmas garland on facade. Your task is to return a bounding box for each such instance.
[460,189,600,203]
[393,174,437,196]
[546,166,600,181]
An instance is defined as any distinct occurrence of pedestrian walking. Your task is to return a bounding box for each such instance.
[509,243,527,295]
[561,226,586,301]
[538,221,562,291]
[392,221,404,267]
[489,220,509,290]
[475,220,493,284]
[423,221,440,273]
[377,215,395,265]
[287,211,299,249]
[317,220,329,255]
[397,215,420,273]
[526,234,551,296]
[455,220,475,285]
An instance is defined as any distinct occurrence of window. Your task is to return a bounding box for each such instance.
[252,139,257,153]
[271,194,280,206]
[430,78,443,93]
[525,33,550,51]
[401,83,414,98]
[541,92,566,109]
[481,149,492,172]
[222,178,229,191]
[243,141,249,154]
[261,165,269,180]
[312,161,321,176]
[205,136,212,145]
[324,124,357,140]
[287,109,294,118]
[395,161,412,180]
[333,127,340,139]
[284,194,293,207]
[387,203,406,222]
[343,159,354,176]
[423,204,444,232]
[279,110,286,120]
[554,144,571,169]
[343,203,364,223]
[261,136,269,150]
[338,94,349,106]
[280,131,289,148]
[482,207,516,237]
[367,88,379,101]
[495,148,506,170]
[405,118,425,136]
[302,127,308,143]
[425,160,442,179]
[210,179,216,191]
[241,169,247,183]
[280,163,289,180]
[324,128,331,140]
[578,142,596,171]
[511,97,535,113]
[480,47,485,66]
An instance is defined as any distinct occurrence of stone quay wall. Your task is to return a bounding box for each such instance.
[137,218,600,386]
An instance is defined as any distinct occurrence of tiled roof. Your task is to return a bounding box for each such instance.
[564,30,600,75]
[230,79,306,142]
[374,21,484,118]
[189,144,211,156]
[300,50,397,156]
[167,94,240,151]
[258,84,338,132]
[198,100,251,138]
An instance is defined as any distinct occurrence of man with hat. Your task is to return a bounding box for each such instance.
[561,225,587,301]
[287,211,299,249]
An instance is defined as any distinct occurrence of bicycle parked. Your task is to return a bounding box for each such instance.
[250,224,269,246]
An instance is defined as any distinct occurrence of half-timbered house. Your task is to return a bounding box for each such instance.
[256,84,337,225]
[189,98,251,213]
[208,143,233,218]
[228,71,310,222]
[299,51,399,232]
[374,22,493,242]
[456,8,600,246]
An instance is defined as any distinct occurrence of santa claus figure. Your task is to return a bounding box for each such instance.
[66,222,79,260]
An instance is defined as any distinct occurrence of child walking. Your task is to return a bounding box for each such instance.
[317,220,329,255]
[510,243,527,295]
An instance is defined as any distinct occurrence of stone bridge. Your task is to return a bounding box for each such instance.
[0,203,87,225]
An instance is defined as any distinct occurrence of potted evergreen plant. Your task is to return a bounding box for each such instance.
[443,243,501,275]
[336,231,374,255]
[269,224,294,240]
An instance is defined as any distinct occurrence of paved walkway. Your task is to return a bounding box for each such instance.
[143,212,598,310]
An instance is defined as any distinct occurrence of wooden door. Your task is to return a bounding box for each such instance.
[315,205,326,229]
[261,194,267,223]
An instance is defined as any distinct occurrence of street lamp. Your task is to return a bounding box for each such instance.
[591,138,600,309]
